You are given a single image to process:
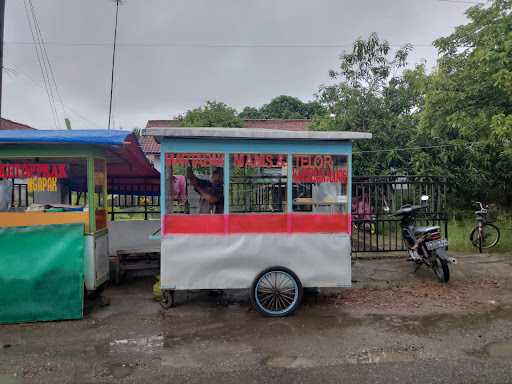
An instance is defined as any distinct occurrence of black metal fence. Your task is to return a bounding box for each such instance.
[230,176,286,212]
[108,177,160,221]
[9,175,448,253]
[11,181,30,208]
[352,176,448,253]
[9,178,160,221]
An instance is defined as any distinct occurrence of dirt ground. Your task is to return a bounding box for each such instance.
[2,253,512,383]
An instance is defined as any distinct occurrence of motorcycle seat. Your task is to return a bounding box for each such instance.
[414,226,440,235]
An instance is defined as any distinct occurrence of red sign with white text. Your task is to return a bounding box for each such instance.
[0,163,68,179]
[165,153,224,168]
[292,155,347,183]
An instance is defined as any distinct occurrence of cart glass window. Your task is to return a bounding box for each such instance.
[229,153,287,213]
[292,154,348,213]
[0,158,87,212]
[165,153,225,214]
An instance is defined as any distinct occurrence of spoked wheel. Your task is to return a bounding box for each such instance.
[432,257,450,283]
[250,267,303,317]
[470,223,500,251]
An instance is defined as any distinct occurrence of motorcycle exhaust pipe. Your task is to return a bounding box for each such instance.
[447,257,457,264]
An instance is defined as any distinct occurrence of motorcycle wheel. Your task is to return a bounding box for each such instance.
[432,257,450,283]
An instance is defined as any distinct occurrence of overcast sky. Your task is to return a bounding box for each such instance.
[2,0,476,130]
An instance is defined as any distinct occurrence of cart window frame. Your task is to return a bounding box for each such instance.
[164,152,226,215]
[291,153,349,214]
[229,152,288,214]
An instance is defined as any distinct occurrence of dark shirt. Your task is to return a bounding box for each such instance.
[195,179,224,214]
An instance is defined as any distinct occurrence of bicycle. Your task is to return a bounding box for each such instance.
[469,202,500,253]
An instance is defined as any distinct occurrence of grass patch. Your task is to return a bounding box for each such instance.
[448,216,512,253]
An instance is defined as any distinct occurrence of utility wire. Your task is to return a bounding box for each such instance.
[4,41,439,48]
[22,0,60,129]
[353,142,477,155]
[108,0,121,131]
[27,0,60,128]
[28,0,66,123]
[2,64,101,128]
[435,0,480,4]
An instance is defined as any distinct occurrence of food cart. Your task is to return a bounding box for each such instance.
[145,127,371,317]
[0,129,159,323]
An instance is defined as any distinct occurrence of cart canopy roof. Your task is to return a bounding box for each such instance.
[0,129,160,191]
[145,127,372,141]
[0,129,130,145]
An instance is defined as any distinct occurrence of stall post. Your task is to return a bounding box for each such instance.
[87,157,96,233]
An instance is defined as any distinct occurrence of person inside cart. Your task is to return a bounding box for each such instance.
[186,165,224,214]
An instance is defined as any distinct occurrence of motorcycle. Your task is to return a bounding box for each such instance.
[392,195,456,282]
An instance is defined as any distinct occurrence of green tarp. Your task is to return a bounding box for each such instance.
[0,223,84,324]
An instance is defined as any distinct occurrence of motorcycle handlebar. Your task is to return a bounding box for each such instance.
[473,201,485,210]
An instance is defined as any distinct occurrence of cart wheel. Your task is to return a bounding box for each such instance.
[160,289,175,309]
[250,266,303,317]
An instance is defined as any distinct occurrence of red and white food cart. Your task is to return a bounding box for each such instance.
[146,127,371,316]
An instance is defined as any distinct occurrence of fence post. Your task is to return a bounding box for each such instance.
[110,178,115,221]
[144,178,148,220]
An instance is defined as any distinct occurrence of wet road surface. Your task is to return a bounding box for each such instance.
[1,253,512,383]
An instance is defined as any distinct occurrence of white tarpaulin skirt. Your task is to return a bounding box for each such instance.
[161,234,351,290]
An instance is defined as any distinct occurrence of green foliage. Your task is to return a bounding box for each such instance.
[448,214,512,254]
[238,106,263,119]
[181,101,244,127]
[239,95,326,119]
[312,33,421,176]
[173,2,512,208]
[311,1,512,207]
[418,0,512,206]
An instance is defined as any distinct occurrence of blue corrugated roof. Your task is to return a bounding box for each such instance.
[0,129,130,145]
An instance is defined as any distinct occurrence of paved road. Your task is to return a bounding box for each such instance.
[1,253,512,383]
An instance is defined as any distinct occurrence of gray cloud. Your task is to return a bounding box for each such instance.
[3,0,472,130]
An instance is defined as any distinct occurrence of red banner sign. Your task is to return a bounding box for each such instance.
[165,153,224,168]
[292,167,347,183]
[232,153,287,168]
[0,163,68,179]
[292,155,347,183]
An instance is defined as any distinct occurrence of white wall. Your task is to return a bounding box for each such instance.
[107,220,161,255]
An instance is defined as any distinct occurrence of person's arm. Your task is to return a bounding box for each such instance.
[186,164,200,188]
[186,165,219,204]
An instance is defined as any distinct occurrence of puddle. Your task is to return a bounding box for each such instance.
[161,342,254,370]
[484,341,512,358]
[264,356,319,369]
[367,305,512,336]
[0,374,21,384]
[161,353,201,368]
[102,362,134,379]
[109,335,163,353]
[362,350,417,364]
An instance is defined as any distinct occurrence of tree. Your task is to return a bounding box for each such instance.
[181,101,243,127]
[239,95,326,120]
[239,106,264,119]
[314,32,412,131]
[312,33,419,176]
[260,95,309,119]
[419,0,512,205]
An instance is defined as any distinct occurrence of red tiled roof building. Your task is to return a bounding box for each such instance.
[0,118,35,131]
